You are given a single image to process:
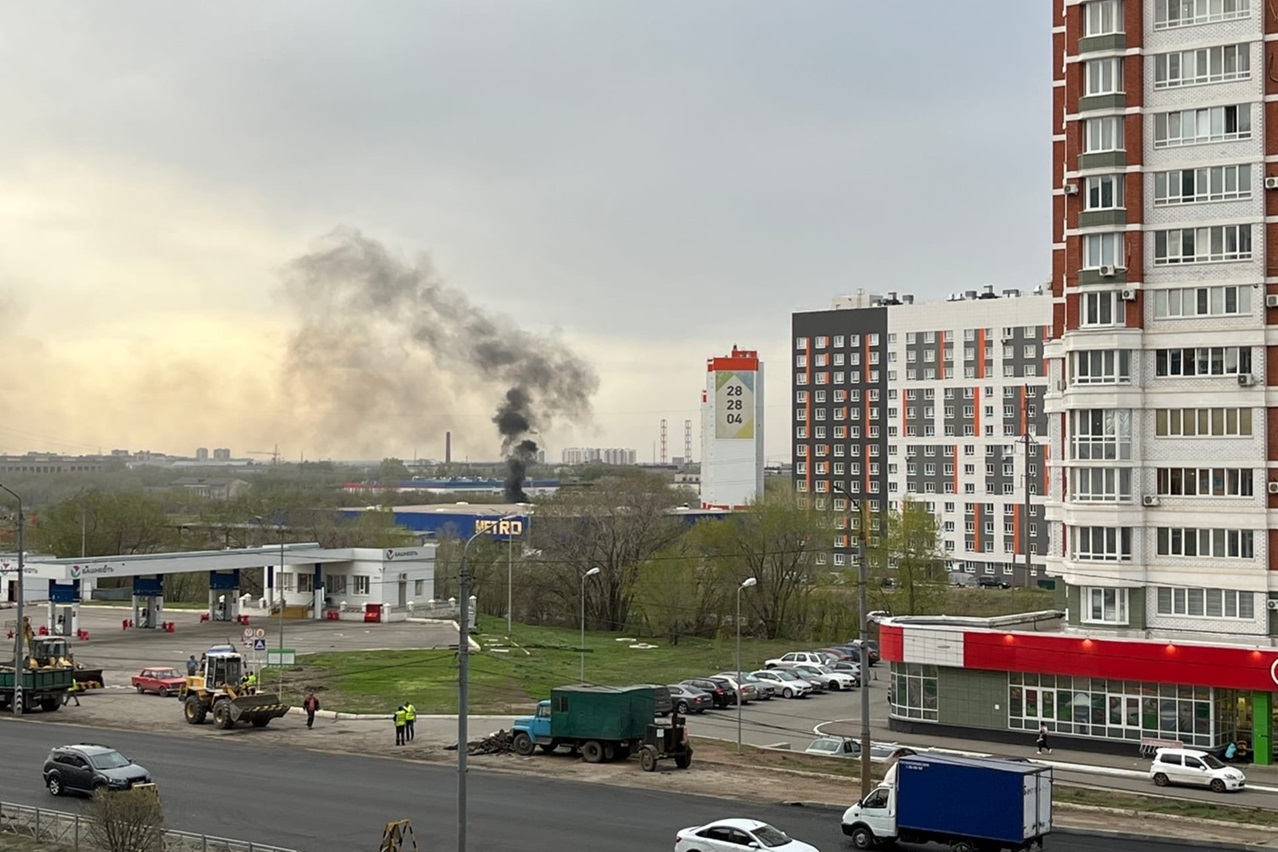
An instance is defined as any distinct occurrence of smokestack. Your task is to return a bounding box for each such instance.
[445,431,451,466]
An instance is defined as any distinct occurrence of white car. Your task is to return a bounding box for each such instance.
[750,669,813,699]
[1149,748,1246,793]
[764,651,829,669]
[793,664,859,691]
[675,818,820,852]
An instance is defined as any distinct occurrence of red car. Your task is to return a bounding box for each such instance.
[131,666,186,697]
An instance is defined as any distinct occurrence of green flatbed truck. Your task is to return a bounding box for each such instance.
[509,685,693,770]
[0,665,75,713]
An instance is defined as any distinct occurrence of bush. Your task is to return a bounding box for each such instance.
[84,787,165,852]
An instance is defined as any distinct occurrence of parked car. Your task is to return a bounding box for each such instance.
[681,677,733,709]
[43,744,152,797]
[764,651,829,670]
[739,672,776,699]
[817,647,855,661]
[130,666,185,697]
[845,639,880,666]
[675,818,820,852]
[794,663,859,691]
[827,659,863,678]
[712,673,761,703]
[666,683,713,715]
[805,736,916,763]
[1150,748,1246,793]
[639,684,674,717]
[706,675,754,705]
[977,576,1011,589]
[776,664,827,693]
[750,668,813,699]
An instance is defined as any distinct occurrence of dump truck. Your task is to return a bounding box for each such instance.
[0,665,75,713]
[178,644,289,730]
[29,636,105,691]
[508,684,692,770]
[842,753,1052,852]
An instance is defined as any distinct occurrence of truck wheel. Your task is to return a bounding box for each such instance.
[184,696,208,725]
[603,744,617,761]
[951,842,975,852]
[581,741,604,764]
[41,697,60,712]
[848,826,875,849]
[675,751,692,769]
[212,701,235,729]
[640,745,658,772]
[512,732,536,756]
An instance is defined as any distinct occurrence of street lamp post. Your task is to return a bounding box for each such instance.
[580,567,600,683]
[1003,432,1035,589]
[457,514,516,852]
[833,483,873,799]
[736,577,757,753]
[1,484,24,717]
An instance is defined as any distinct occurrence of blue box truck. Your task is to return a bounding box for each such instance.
[841,753,1052,852]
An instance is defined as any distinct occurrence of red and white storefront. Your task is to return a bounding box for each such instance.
[880,617,1278,764]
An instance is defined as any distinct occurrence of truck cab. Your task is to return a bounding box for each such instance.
[842,783,898,846]
[512,700,553,745]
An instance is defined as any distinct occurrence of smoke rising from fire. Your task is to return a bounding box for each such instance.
[281,227,598,494]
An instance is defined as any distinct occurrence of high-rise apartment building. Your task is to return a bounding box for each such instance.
[792,289,1052,584]
[700,346,765,509]
[1046,0,1271,641]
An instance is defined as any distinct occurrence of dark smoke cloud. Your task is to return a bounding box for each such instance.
[281,227,598,483]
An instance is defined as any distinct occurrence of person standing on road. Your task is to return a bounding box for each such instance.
[404,700,416,742]
[186,655,198,677]
[394,704,408,746]
[303,691,321,729]
[1036,723,1052,754]
[63,680,82,707]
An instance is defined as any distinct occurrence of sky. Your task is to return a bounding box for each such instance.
[0,2,1050,466]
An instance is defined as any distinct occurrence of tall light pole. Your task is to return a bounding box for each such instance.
[457,514,515,852]
[1004,432,1035,589]
[736,577,757,753]
[834,482,873,799]
[253,516,288,691]
[580,567,600,683]
[1,484,24,717]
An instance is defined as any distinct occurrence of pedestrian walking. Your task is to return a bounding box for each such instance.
[404,701,416,742]
[303,691,321,729]
[1036,723,1051,754]
[186,655,198,677]
[63,680,82,707]
[394,704,408,746]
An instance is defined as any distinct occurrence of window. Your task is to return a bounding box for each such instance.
[1083,232,1125,268]
[1157,467,1253,497]
[353,575,371,595]
[1085,58,1122,96]
[1154,225,1252,264]
[889,662,938,721]
[298,573,314,594]
[1084,587,1128,625]
[1084,174,1124,211]
[1070,409,1131,460]
[1154,164,1251,206]
[1085,0,1123,35]
[327,575,348,595]
[1155,407,1252,437]
[1157,527,1255,558]
[1084,116,1123,153]
[1155,44,1250,89]
[1155,346,1252,377]
[1153,284,1250,318]
[1071,350,1131,384]
[1157,587,1254,619]
[1081,291,1120,327]
[795,337,808,350]
[1154,0,1251,30]
[1072,526,1132,561]
[1153,105,1251,148]
[1071,467,1133,502]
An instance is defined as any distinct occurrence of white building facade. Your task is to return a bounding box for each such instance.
[700,346,765,509]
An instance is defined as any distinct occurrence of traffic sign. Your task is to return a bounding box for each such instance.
[254,628,266,639]
[242,627,254,640]
[252,638,268,651]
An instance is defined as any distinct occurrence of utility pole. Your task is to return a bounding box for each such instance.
[1021,431,1034,590]
[1,484,24,717]
[833,483,873,799]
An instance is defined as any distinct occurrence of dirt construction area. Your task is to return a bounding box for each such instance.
[13,606,1278,848]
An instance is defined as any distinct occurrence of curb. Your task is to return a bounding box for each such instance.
[1052,826,1273,850]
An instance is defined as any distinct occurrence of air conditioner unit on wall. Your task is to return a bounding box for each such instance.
[1268,599,1278,611]
[1120,289,1136,301]
[1063,183,1080,195]
[1267,295,1278,309]
[1099,265,1116,277]
[1142,495,1160,507]
[1265,176,1278,190]
[1269,482,1278,495]
[1238,374,1256,387]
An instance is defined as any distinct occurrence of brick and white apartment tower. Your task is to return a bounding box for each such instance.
[1046,0,1276,640]
[700,346,765,509]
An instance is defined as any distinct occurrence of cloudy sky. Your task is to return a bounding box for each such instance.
[0,2,1049,465]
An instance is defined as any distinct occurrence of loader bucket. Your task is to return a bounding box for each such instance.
[229,693,290,725]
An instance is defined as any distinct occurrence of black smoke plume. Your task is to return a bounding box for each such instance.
[281,228,598,485]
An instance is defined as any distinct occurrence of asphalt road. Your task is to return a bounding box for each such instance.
[0,718,1227,852]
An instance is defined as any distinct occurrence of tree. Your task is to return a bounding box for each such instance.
[31,491,176,557]
[84,787,165,852]
[531,472,686,631]
[629,540,730,644]
[866,498,948,616]
[378,457,411,485]
[683,487,825,640]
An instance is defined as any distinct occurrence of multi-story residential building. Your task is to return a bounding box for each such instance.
[878,1,1278,764]
[560,447,638,465]
[791,288,1052,585]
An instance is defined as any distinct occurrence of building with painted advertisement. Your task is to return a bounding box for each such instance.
[700,346,765,509]
[881,614,1278,764]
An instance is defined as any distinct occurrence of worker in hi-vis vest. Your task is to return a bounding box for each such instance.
[394,704,408,746]
[404,701,416,742]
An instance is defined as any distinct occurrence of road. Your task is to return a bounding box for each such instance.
[0,718,1227,852]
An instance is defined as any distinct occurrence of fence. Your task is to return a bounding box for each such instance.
[0,799,303,852]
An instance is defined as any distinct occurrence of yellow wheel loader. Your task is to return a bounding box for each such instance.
[178,645,289,730]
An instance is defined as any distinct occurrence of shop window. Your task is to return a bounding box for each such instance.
[888,662,938,721]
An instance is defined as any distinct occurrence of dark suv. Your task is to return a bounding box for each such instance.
[43,744,152,797]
